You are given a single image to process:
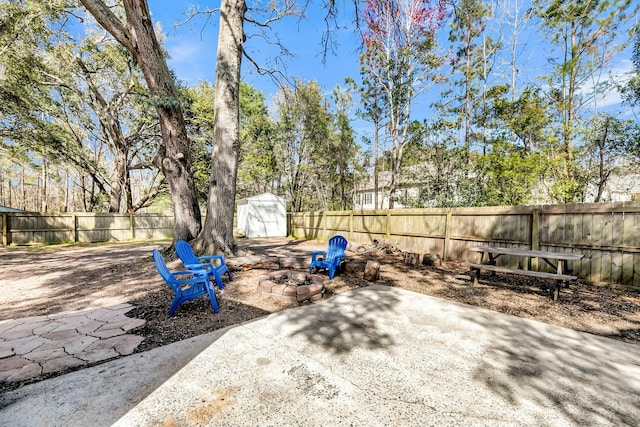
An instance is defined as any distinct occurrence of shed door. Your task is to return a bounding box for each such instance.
[247,202,280,238]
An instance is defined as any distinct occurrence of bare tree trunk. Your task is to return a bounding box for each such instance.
[594,121,611,203]
[21,167,26,211]
[77,57,129,213]
[388,157,397,210]
[566,21,577,184]
[464,28,472,156]
[125,168,134,212]
[41,154,48,212]
[80,0,201,240]
[195,0,246,256]
[109,152,126,212]
[388,129,407,210]
[80,175,87,212]
[64,171,70,212]
[374,118,379,210]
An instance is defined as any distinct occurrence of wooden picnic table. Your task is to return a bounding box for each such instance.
[464,246,585,301]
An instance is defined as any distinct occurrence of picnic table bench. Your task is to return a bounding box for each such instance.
[463,246,585,301]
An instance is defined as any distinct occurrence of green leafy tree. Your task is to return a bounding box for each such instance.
[273,82,362,212]
[401,123,481,208]
[0,1,107,212]
[448,0,500,153]
[0,2,164,213]
[324,85,365,211]
[237,83,277,199]
[488,85,553,153]
[184,81,277,201]
[620,26,640,120]
[71,40,163,213]
[359,0,448,208]
[183,81,216,201]
[534,0,638,202]
[273,80,332,212]
[476,140,544,206]
[581,114,640,202]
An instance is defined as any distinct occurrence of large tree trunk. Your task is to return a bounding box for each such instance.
[108,153,125,212]
[194,0,246,256]
[79,0,201,241]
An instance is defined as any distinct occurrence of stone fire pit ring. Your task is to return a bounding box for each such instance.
[257,270,325,303]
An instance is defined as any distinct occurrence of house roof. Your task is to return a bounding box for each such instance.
[236,192,286,205]
[356,165,428,192]
[0,205,27,213]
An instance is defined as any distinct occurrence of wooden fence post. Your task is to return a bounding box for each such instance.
[349,211,354,239]
[302,212,307,239]
[322,211,327,240]
[2,213,7,247]
[530,208,540,270]
[386,210,391,239]
[443,210,452,262]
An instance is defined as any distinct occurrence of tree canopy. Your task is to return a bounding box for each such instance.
[1,0,639,232]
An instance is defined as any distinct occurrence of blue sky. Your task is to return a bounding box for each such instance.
[149,0,637,143]
[153,1,362,102]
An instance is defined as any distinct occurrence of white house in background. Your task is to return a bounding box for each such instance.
[586,173,640,202]
[353,170,420,210]
[236,192,287,238]
[354,165,640,210]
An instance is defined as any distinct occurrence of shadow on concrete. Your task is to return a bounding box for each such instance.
[281,286,400,354]
[461,307,640,426]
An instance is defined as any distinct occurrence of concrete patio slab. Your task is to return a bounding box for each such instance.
[1,286,639,426]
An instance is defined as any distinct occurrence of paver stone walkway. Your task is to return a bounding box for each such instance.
[0,304,145,383]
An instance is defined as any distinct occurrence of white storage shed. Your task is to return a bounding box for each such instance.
[236,193,287,238]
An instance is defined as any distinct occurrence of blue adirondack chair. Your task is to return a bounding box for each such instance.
[309,235,348,280]
[175,240,233,290]
[152,249,218,317]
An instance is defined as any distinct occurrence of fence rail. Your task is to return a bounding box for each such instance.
[289,202,640,289]
[1,212,173,246]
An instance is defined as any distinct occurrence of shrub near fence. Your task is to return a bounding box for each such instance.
[1,212,173,246]
[289,202,640,289]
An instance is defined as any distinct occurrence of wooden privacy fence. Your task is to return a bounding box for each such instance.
[1,212,173,246]
[289,202,640,289]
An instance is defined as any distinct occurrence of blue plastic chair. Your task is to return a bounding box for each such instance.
[175,240,233,290]
[309,235,348,280]
[152,249,218,317]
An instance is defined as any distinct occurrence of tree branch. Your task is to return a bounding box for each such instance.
[78,0,134,52]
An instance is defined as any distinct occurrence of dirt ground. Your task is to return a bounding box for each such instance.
[2,237,640,364]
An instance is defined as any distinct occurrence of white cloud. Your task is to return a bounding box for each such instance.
[165,37,216,85]
[166,38,202,63]
[597,59,635,108]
